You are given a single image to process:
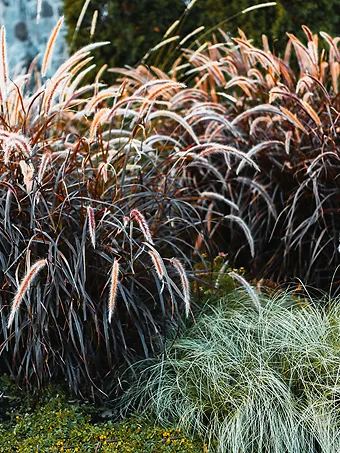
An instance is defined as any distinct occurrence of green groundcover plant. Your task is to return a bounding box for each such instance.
[123,289,340,453]
[0,378,204,453]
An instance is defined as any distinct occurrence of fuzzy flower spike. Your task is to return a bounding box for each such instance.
[8,258,47,329]
[108,259,120,323]
[130,209,154,244]
[87,206,96,248]
[170,258,190,317]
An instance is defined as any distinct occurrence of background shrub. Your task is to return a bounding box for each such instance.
[63,0,340,79]
[63,0,189,77]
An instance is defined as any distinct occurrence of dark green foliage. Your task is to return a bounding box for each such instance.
[62,0,339,80]
[0,378,204,453]
[63,0,187,76]
[192,0,339,51]
[192,255,249,304]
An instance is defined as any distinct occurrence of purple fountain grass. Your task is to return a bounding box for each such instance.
[0,20,195,396]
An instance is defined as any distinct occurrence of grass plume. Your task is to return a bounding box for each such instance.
[87,206,96,249]
[108,259,120,323]
[170,258,190,317]
[41,16,64,77]
[7,259,47,329]
[146,246,165,281]
[130,209,154,245]
[0,25,8,93]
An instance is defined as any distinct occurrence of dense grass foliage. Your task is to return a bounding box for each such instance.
[124,290,340,453]
[1,6,340,452]
[0,379,204,453]
[0,21,202,398]
[109,26,340,292]
[0,13,339,402]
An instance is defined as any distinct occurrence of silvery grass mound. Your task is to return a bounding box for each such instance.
[123,289,340,453]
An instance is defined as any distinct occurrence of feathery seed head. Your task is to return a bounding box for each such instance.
[130,209,154,244]
[8,259,47,329]
[89,108,111,141]
[37,153,51,184]
[90,10,98,38]
[87,206,96,248]
[19,160,34,193]
[44,73,71,115]
[3,141,13,165]
[0,25,8,93]
[148,249,165,280]
[185,0,198,11]
[0,132,32,162]
[170,258,190,317]
[108,259,120,323]
[41,16,64,77]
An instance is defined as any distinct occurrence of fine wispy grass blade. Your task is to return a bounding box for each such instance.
[41,16,64,77]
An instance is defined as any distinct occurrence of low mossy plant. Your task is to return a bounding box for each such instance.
[0,378,204,453]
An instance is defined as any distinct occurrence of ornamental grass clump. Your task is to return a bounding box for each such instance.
[110,25,340,292]
[125,290,340,453]
[0,18,214,398]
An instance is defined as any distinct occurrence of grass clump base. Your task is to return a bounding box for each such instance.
[124,290,340,453]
